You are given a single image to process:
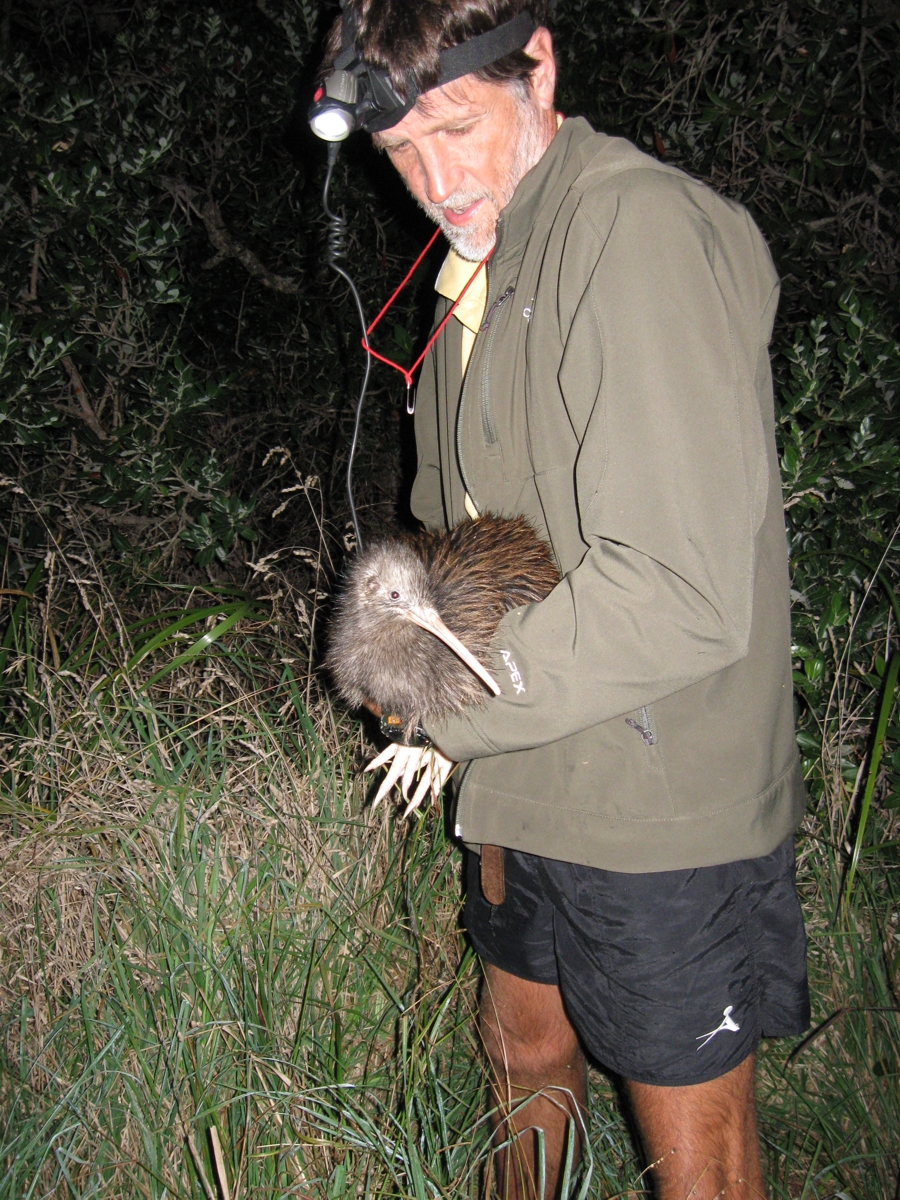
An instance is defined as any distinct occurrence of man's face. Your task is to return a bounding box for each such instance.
[373,34,557,260]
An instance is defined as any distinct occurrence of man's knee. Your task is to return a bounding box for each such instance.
[479,965,582,1079]
[626,1055,765,1199]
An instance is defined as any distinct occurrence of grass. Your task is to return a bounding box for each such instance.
[0,546,898,1198]
[759,828,900,1199]
[0,558,490,1199]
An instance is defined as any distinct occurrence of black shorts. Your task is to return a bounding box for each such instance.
[464,837,810,1087]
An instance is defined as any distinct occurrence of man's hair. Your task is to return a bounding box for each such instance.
[319,0,551,97]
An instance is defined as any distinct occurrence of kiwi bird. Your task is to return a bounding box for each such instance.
[328,514,559,734]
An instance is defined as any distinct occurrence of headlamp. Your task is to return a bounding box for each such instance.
[308,70,360,142]
[309,4,536,141]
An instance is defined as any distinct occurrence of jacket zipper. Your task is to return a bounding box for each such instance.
[456,282,514,510]
[480,285,515,332]
[480,286,514,446]
[625,706,658,746]
[456,349,477,515]
[453,759,478,840]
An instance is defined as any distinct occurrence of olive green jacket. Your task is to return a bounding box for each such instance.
[411,117,805,872]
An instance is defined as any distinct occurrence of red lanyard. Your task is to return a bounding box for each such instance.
[361,230,493,412]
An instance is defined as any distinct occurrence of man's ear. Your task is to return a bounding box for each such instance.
[525,26,557,112]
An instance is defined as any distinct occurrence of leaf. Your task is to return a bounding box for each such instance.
[804,655,826,683]
[143,602,254,687]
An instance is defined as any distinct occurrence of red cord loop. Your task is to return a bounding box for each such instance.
[361,231,493,401]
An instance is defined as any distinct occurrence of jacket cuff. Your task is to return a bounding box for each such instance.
[425,710,499,761]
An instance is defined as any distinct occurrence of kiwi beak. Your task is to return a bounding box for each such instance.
[404,606,502,697]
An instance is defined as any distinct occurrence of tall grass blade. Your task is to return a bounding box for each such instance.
[843,649,899,903]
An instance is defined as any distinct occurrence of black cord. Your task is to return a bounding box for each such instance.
[322,140,370,554]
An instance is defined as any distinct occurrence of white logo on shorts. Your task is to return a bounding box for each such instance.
[696,1005,741,1050]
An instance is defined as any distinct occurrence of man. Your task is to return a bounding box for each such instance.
[319,3,810,1196]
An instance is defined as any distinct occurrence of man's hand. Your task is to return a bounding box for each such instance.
[365,742,455,817]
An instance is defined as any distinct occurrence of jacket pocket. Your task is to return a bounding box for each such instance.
[563,708,678,820]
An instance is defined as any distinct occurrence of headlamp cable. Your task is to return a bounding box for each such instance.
[322,144,492,551]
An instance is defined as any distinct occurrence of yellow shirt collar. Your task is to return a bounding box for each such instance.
[434,251,488,336]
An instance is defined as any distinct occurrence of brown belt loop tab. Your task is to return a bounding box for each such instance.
[480,844,506,906]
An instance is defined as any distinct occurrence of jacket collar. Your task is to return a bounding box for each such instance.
[492,116,599,265]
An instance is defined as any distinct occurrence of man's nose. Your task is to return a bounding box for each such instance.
[418,148,461,205]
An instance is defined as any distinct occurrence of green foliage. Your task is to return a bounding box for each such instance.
[0,3,320,577]
[779,291,900,562]
[775,290,900,815]
[0,565,504,1197]
[0,0,434,583]
[554,0,899,313]
[761,838,900,1198]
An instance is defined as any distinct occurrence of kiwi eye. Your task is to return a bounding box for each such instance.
[390,590,401,600]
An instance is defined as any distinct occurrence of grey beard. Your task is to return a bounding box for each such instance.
[417,95,550,261]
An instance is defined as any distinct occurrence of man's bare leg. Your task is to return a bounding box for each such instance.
[627,1055,766,1200]
[479,963,587,1200]
[479,962,765,1199]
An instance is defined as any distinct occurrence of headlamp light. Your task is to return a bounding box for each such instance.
[308,5,536,141]
[309,102,356,141]
[308,69,360,141]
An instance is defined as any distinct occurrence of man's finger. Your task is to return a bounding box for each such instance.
[365,743,399,773]
[400,747,424,799]
[373,750,409,807]
[402,766,435,818]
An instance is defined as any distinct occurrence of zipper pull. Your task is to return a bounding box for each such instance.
[480,285,515,331]
[625,707,657,746]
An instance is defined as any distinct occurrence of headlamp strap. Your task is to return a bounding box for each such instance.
[436,11,536,90]
[347,8,537,132]
[334,0,360,69]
